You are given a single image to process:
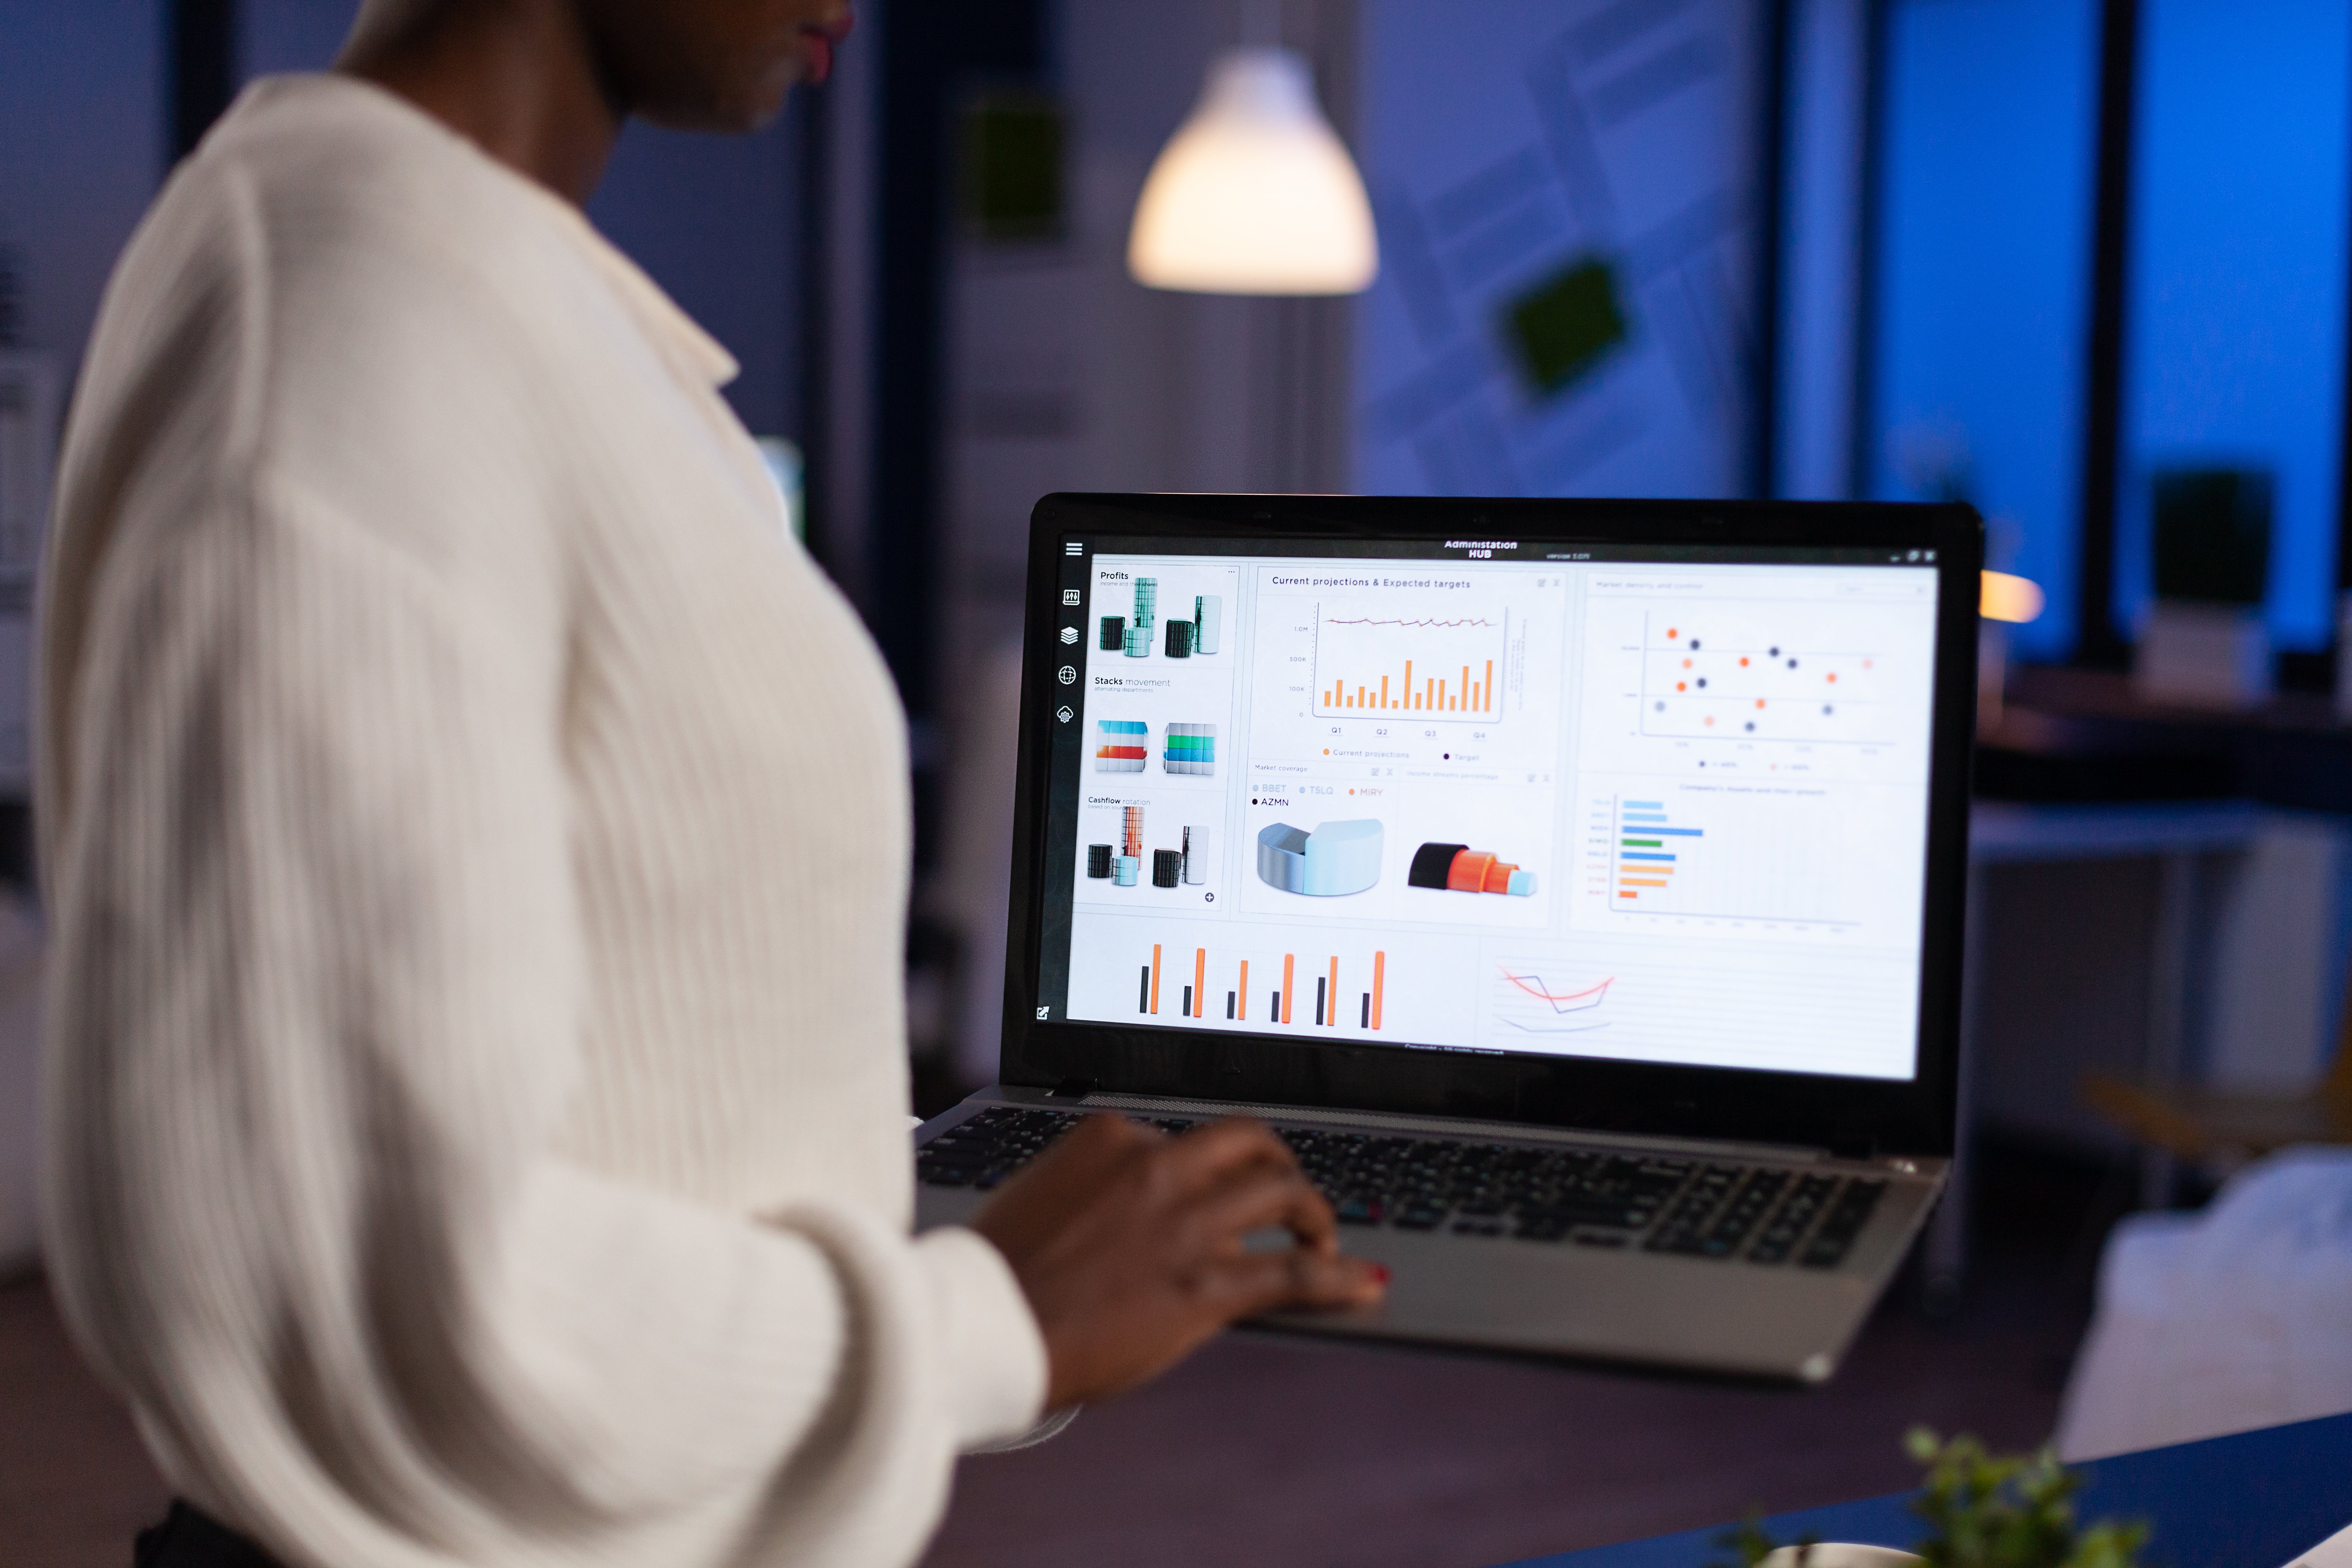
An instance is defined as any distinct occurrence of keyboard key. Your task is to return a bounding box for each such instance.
[1799,1180,1887,1269]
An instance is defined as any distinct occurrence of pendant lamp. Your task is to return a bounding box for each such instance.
[1127,45,1378,295]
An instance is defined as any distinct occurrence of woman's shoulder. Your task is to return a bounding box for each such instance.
[181,74,605,325]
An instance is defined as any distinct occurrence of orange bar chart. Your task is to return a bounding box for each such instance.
[1130,945,1387,1031]
[1323,664,1495,714]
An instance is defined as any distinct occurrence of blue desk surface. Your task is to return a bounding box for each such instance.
[1502,1412,2352,1568]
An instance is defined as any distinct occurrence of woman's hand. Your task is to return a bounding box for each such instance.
[969,1114,1386,1409]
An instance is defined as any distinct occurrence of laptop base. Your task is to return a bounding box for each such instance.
[915,1087,1945,1385]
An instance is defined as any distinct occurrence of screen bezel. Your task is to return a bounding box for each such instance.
[998,493,1979,1157]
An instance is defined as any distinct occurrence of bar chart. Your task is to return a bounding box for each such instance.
[1130,941,1386,1030]
[1312,602,1509,720]
[1610,797,1705,905]
[1599,789,1862,927]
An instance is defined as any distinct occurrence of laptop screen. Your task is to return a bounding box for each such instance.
[1033,536,1942,1084]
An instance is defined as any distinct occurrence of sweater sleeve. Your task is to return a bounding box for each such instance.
[41,449,1041,1568]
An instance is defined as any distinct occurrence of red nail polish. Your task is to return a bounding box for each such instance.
[1371,1263,1392,1284]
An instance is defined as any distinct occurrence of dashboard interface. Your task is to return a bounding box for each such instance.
[1032,536,1943,1083]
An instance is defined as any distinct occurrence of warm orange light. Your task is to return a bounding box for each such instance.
[1981,570,2046,624]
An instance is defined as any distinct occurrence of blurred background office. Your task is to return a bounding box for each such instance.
[10,2,2352,1564]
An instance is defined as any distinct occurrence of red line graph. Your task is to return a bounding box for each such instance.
[1501,971,1614,1011]
[1326,617,1497,629]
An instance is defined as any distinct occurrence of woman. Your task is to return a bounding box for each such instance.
[39,2,1385,1565]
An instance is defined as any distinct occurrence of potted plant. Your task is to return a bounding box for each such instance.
[1713,1430,2148,1568]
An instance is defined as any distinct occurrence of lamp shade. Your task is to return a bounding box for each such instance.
[1127,48,1378,295]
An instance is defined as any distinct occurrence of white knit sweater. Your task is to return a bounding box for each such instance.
[38,75,1044,1568]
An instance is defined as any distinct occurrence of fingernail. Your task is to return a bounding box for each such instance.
[1371,1263,1392,1284]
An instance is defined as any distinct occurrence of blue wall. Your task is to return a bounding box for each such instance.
[0,0,164,383]
[1868,0,2100,662]
[1352,0,1765,501]
[0,1,802,443]
[2114,0,2352,650]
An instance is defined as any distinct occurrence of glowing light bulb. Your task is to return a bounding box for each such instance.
[1981,571,2045,624]
[1127,48,1378,296]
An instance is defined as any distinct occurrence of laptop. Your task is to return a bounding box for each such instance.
[916,493,1978,1383]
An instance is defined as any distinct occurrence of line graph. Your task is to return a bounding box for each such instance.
[1492,963,1613,1035]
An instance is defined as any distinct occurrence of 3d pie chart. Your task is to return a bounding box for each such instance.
[1256,819,1383,897]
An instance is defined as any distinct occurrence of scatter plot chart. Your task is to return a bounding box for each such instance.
[1638,610,1884,743]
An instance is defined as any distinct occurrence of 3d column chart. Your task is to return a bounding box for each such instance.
[1085,807,1212,893]
[1109,574,1222,661]
[1181,825,1209,884]
[1162,723,1216,774]
[1096,720,1220,775]
[1123,578,1155,656]
[1194,595,1222,654]
[1131,940,1386,1030]
[1117,805,1144,885]
[1094,719,1147,771]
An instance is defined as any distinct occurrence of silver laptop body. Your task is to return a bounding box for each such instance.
[917,494,1977,1384]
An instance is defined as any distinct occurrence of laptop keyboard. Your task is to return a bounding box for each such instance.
[916,1107,1888,1270]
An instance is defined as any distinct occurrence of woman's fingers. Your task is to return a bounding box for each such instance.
[969,1111,1387,1408]
[1207,1242,1387,1317]
[1145,1116,1302,1193]
[1178,1158,1340,1258]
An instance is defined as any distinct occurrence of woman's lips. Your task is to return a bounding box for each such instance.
[800,11,854,83]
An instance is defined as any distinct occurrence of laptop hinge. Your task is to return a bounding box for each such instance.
[1829,1132,1877,1161]
[1048,1076,1098,1101]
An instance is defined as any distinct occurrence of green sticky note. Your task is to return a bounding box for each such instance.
[1504,255,1628,398]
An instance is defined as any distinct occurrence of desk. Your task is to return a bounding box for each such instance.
[1500,1410,2352,1567]
[1985,666,2352,814]
[1927,801,2274,1296]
